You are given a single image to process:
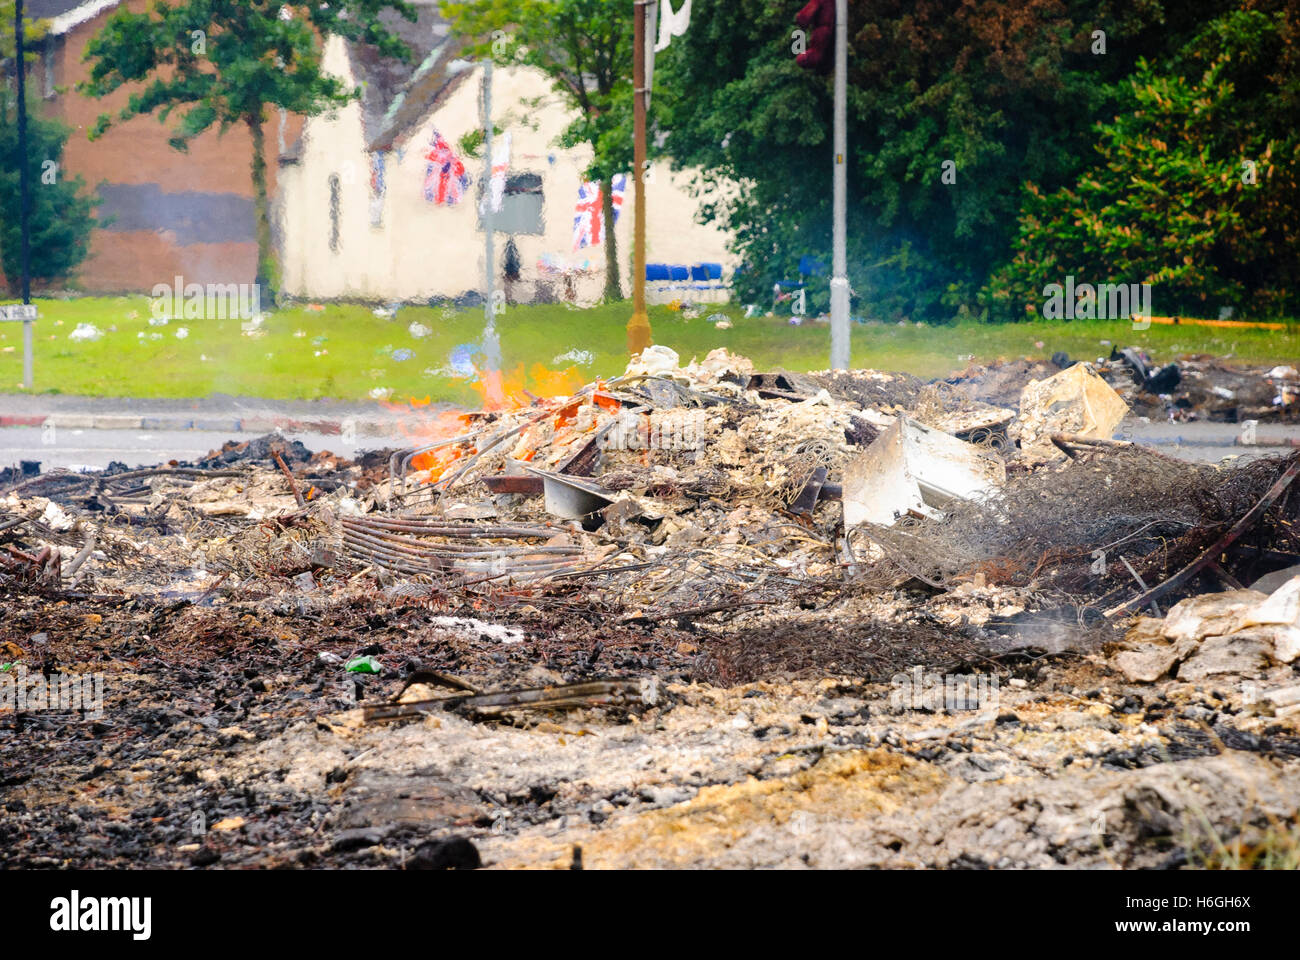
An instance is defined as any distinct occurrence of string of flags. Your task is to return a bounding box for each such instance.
[419,128,511,212]
[411,124,633,256]
[573,174,626,250]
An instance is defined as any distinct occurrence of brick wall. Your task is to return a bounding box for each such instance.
[7,0,303,294]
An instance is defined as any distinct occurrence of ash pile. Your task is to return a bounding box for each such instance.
[8,347,1300,870]
[4,346,1299,695]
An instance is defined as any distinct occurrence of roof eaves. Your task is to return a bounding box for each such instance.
[47,0,122,37]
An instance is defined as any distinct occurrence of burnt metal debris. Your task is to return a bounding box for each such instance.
[5,347,1300,869]
[5,350,1300,650]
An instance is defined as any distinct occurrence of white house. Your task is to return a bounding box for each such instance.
[275,2,734,305]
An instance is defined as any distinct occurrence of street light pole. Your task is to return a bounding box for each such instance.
[829,0,849,371]
[480,60,501,372]
[627,0,652,357]
[15,0,34,388]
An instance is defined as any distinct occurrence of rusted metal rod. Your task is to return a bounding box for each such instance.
[347,548,440,577]
[389,430,485,504]
[452,557,581,572]
[342,530,447,565]
[342,531,442,562]
[342,533,579,578]
[341,520,580,557]
[345,517,561,539]
[272,451,306,508]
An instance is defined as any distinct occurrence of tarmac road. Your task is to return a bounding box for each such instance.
[0,420,1297,473]
[0,426,382,473]
[1116,419,1300,464]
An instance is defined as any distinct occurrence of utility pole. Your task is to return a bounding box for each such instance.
[626,0,651,357]
[15,0,34,388]
[480,60,501,372]
[829,0,849,371]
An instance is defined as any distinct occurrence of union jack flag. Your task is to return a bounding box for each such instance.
[423,129,469,206]
[572,174,627,249]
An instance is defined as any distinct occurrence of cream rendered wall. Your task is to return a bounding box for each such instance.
[278,37,735,303]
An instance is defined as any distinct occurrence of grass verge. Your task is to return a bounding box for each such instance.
[1,296,1296,401]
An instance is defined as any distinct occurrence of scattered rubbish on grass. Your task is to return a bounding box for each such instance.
[68,323,104,342]
[553,349,594,366]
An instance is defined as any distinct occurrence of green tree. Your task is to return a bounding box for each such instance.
[0,88,98,295]
[985,8,1300,320]
[79,0,418,303]
[1,6,96,295]
[657,0,1233,321]
[0,0,48,63]
[442,0,635,302]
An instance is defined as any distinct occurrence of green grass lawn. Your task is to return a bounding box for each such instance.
[1,295,1296,401]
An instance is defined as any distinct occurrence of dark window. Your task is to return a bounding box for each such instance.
[506,173,542,195]
[481,172,544,235]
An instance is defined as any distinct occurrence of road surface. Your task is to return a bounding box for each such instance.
[0,426,384,473]
[1,420,1297,473]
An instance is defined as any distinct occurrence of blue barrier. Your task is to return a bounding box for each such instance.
[645,263,730,302]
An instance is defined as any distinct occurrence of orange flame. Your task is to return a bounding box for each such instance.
[379,362,589,479]
[380,400,475,478]
[470,363,587,411]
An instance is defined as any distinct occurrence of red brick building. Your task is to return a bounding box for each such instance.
[11,0,300,293]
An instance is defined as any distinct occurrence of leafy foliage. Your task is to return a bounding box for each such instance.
[657,0,1240,320]
[0,89,97,294]
[0,0,48,65]
[81,1,415,145]
[986,8,1300,320]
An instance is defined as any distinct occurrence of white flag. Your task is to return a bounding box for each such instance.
[489,132,511,213]
[646,1,659,99]
[655,0,691,52]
